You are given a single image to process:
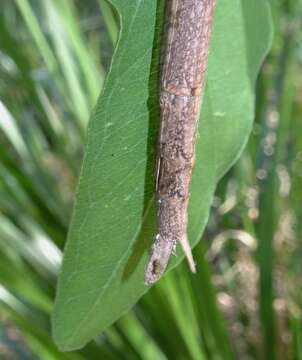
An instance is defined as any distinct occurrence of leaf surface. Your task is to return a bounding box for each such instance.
[52,0,273,350]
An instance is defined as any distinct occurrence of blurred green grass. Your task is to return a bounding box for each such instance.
[0,0,301,359]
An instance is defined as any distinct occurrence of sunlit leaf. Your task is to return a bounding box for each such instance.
[52,0,273,350]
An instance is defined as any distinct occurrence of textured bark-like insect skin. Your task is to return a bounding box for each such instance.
[145,0,216,285]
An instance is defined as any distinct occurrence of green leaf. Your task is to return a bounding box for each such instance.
[52,0,273,351]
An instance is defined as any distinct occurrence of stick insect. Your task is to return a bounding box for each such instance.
[145,0,217,285]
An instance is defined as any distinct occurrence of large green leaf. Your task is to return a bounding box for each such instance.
[52,0,273,351]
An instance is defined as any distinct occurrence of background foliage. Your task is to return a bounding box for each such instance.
[0,0,301,359]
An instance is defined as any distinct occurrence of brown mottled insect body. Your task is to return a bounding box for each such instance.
[152,259,162,275]
[145,0,216,285]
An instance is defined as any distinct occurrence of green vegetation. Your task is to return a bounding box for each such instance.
[0,0,301,359]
